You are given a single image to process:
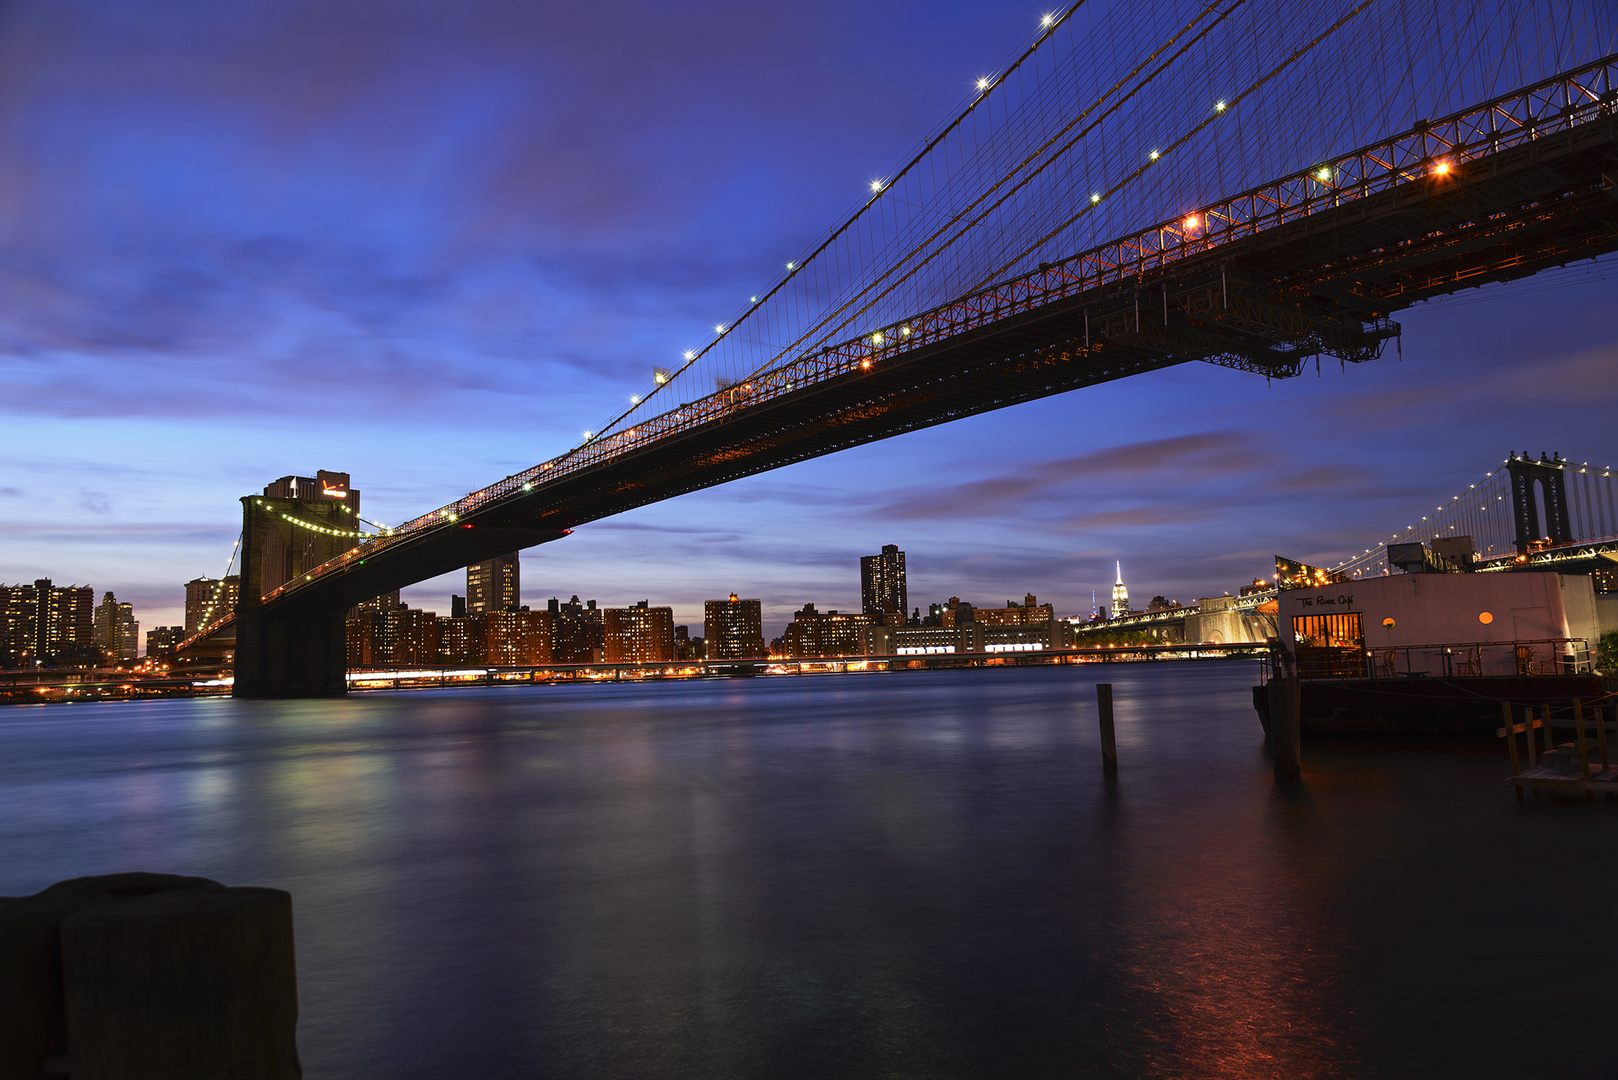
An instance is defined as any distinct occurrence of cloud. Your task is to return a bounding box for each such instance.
[869,430,1262,520]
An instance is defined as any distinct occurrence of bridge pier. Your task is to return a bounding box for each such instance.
[233,608,348,698]
[227,488,571,699]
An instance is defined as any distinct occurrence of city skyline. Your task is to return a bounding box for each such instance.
[1,2,1615,638]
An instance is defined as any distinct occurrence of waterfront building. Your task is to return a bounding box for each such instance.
[550,596,603,663]
[474,609,552,665]
[468,554,520,614]
[1112,562,1130,618]
[972,593,1055,626]
[0,580,95,667]
[984,621,1070,652]
[439,616,474,665]
[1278,570,1605,677]
[603,601,675,663]
[868,622,985,655]
[348,602,440,666]
[860,545,907,624]
[782,602,872,658]
[93,592,139,663]
[705,594,764,659]
[383,606,441,666]
[145,626,185,660]
[347,609,382,667]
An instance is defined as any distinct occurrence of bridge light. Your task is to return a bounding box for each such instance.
[1091,193,1101,203]
[1184,214,1199,231]
[901,326,911,336]
[1432,159,1451,176]
[871,331,883,344]
[630,395,640,404]
[786,261,795,270]
[750,296,757,303]
[715,324,726,334]
[976,77,990,91]
[684,350,695,360]
[1315,166,1331,181]
[870,179,883,192]
[583,430,593,439]
[1041,13,1054,26]
[1149,150,1159,160]
[1215,100,1226,112]
[861,360,871,369]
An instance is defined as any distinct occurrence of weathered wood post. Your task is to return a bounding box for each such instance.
[1096,683,1117,774]
[0,873,300,1080]
[1267,676,1302,783]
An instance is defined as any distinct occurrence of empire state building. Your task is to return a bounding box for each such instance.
[1111,561,1129,618]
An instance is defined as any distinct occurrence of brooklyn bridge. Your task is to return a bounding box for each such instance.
[176,0,1618,695]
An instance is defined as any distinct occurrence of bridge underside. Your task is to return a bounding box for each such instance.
[220,101,1618,695]
[484,110,1618,526]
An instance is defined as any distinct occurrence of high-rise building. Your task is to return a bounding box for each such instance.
[705,594,764,660]
[0,580,95,667]
[145,626,186,661]
[860,545,907,622]
[382,606,441,666]
[550,596,603,663]
[93,591,139,663]
[467,554,520,614]
[1112,562,1130,619]
[782,602,872,658]
[603,601,675,663]
[184,576,241,633]
[347,609,383,667]
[439,616,474,665]
[473,609,551,665]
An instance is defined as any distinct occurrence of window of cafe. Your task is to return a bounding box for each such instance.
[1293,612,1363,648]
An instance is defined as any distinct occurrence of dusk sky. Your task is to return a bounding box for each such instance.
[3,0,1616,641]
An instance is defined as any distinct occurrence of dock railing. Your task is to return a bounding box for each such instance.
[1261,637,1593,684]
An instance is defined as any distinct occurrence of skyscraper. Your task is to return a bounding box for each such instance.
[1112,562,1130,619]
[860,544,907,622]
[467,553,520,614]
[705,594,764,660]
[93,591,139,663]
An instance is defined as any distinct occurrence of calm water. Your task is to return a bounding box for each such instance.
[3,661,1617,1079]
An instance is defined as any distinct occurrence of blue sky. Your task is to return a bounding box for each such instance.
[2,0,1615,641]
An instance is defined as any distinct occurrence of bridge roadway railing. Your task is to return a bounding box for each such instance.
[244,56,1616,617]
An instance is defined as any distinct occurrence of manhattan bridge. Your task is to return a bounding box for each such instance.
[179,0,1618,695]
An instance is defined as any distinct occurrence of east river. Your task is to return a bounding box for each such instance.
[3,661,1616,1078]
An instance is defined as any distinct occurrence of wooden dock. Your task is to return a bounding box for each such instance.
[1498,698,1618,799]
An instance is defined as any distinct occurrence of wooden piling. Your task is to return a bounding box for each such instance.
[1096,683,1117,774]
[1502,702,1520,778]
[1267,676,1302,784]
[1574,700,1589,781]
[61,887,301,1080]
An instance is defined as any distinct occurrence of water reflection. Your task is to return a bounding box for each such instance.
[3,666,1617,1078]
